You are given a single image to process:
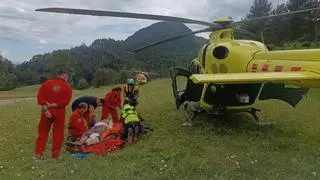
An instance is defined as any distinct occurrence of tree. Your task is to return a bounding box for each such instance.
[241,0,273,43]
[0,73,19,91]
[285,0,319,41]
[0,54,19,90]
[246,0,272,19]
[92,68,117,87]
[268,3,290,45]
[118,71,130,84]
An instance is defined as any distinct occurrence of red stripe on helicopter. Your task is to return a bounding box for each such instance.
[262,64,269,72]
[275,66,283,72]
[251,64,258,72]
[291,67,301,71]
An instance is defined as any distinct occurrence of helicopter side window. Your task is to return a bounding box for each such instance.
[212,46,229,60]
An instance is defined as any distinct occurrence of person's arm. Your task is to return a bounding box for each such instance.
[105,92,117,109]
[117,96,122,108]
[37,84,47,106]
[135,87,140,98]
[70,115,87,137]
[101,93,111,119]
[37,83,53,118]
[122,85,126,97]
[105,92,111,105]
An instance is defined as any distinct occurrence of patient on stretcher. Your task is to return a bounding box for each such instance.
[71,120,113,146]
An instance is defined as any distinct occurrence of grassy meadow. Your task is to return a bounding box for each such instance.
[0,79,320,180]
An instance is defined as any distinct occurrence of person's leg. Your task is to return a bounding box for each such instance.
[101,106,110,120]
[133,123,140,142]
[126,123,134,144]
[51,111,65,159]
[35,112,52,158]
[110,109,120,123]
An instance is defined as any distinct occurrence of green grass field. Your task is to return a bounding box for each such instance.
[0,79,320,180]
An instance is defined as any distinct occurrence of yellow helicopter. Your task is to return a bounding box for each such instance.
[35,7,320,126]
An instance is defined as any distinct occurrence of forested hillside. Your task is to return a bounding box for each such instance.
[0,0,319,91]
[14,22,206,88]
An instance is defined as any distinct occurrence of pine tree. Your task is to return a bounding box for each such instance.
[242,0,273,42]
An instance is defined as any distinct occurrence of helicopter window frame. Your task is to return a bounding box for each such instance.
[212,46,229,60]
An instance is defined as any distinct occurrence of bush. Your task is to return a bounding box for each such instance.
[118,71,130,84]
[302,41,311,47]
[76,78,90,90]
[39,77,47,84]
[0,73,19,91]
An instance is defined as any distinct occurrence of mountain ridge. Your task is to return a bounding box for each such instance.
[13,21,208,86]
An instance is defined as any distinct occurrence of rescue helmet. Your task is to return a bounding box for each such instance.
[127,78,136,85]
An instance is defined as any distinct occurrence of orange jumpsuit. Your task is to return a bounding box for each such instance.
[101,90,121,123]
[68,109,89,139]
[35,77,72,159]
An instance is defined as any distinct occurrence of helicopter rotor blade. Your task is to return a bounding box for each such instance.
[234,27,260,40]
[234,7,320,25]
[120,69,160,75]
[133,27,215,52]
[35,7,216,27]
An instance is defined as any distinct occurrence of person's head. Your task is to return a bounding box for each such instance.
[112,87,122,95]
[56,70,69,82]
[97,98,105,106]
[77,102,88,114]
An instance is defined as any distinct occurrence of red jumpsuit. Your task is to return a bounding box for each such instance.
[84,112,92,126]
[68,109,88,139]
[101,90,121,123]
[35,77,72,159]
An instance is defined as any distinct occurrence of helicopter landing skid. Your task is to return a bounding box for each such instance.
[247,108,273,126]
[182,101,204,127]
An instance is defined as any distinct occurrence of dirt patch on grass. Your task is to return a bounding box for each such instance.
[0,97,35,105]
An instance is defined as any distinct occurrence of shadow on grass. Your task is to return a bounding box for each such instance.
[190,112,284,138]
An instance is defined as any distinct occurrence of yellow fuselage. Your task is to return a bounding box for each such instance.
[193,28,320,111]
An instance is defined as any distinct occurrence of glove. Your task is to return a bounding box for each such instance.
[90,119,97,126]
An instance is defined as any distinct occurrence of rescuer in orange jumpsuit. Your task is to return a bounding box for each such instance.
[101,87,122,123]
[68,102,89,139]
[35,71,72,159]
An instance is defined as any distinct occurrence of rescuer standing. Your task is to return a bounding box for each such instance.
[34,71,73,159]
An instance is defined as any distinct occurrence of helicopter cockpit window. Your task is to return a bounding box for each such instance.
[212,46,229,60]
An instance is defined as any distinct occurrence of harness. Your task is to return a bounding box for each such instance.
[125,84,138,99]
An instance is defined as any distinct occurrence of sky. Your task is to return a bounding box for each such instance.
[0,0,286,64]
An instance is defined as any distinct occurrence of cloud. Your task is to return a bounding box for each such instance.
[0,0,287,63]
[38,39,47,44]
[0,49,10,56]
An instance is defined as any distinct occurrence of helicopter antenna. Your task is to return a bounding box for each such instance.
[260,32,265,44]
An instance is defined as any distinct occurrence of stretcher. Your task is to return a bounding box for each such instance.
[66,122,125,155]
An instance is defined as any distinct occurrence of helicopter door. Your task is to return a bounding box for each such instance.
[170,67,203,109]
